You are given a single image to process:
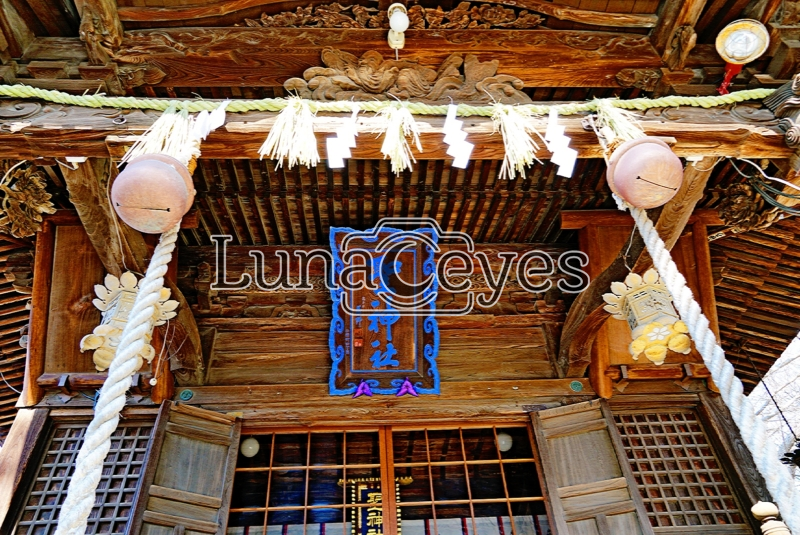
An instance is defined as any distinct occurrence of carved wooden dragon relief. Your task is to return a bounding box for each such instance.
[284,48,531,104]
[244,2,543,30]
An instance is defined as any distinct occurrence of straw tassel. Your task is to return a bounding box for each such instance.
[492,104,544,180]
[594,99,646,148]
[122,106,201,166]
[259,98,319,169]
[375,103,422,174]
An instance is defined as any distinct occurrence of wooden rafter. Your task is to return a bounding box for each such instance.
[650,0,707,70]
[558,157,719,382]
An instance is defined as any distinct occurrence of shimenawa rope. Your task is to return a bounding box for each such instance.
[0,83,775,116]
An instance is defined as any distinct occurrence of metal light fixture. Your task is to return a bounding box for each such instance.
[387,3,409,58]
[240,436,260,458]
[715,19,769,95]
[496,432,513,452]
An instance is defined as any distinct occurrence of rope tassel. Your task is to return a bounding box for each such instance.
[375,103,422,174]
[492,104,544,180]
[258,97,319,169]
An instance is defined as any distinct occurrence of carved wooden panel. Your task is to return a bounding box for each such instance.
[285,48,531,104]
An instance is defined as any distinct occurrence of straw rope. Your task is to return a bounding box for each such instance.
[0,84,776,116]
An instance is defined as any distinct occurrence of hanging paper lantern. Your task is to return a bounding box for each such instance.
[606,137,683,209]
[111,154,195,234]
[603,269,692,365]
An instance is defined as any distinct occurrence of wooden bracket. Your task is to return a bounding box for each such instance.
[57,374,73,401]
[613,365,630,394]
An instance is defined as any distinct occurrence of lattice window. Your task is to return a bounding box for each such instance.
[613,410,750,531]
[229,430,382,534]
[392,426,548,535]
[228,425,550,535]
[15,421,154,535]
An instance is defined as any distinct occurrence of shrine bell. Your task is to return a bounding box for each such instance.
[111,154,195,234]
[606,137,683,209]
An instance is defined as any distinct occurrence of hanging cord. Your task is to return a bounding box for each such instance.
[0,368,21,394]
[622,227,636,271]
[729,158,800,216]
[54,222,180,535]
[618,196,800,532]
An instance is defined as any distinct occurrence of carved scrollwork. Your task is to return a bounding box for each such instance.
[0,102,42,120]
[284,48,531,104]
[243,1,542,30]
[0,162,56,238]
[615,68,662,91]
[717,183,779,232]
[762,73,800,150]
[665,25,696,71]
[779,117,800,147]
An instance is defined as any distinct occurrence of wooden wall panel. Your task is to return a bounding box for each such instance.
[205,320,558,385]
[44,225,105,374]
[580,220,720,397]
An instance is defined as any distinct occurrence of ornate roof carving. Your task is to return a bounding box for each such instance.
[284,48,531,104]
[243,2,543,29]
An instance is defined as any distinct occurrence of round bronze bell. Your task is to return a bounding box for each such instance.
[607,137,683,209]
[111,154,195,234]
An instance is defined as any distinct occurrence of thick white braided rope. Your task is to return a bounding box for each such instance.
[54,222,179,535]
[620,197,800,531]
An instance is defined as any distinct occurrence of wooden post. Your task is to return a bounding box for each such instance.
[18,220,54,407]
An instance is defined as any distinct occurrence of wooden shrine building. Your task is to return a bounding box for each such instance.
[0,0,800,534]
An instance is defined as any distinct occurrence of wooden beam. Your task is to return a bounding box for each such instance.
[558,157,718,382]
[59,160,206,386]
[0,0,35,59]
[173,378,595,425]
[650,0,707,70]
[60,158,149,277]
[0,101,791,160]
[18,219,53,407]
[119,28,660,89]
[560,208,724,229]
[117,0,658,28]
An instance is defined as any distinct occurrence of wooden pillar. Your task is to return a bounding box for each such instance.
[18,221,54,407]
